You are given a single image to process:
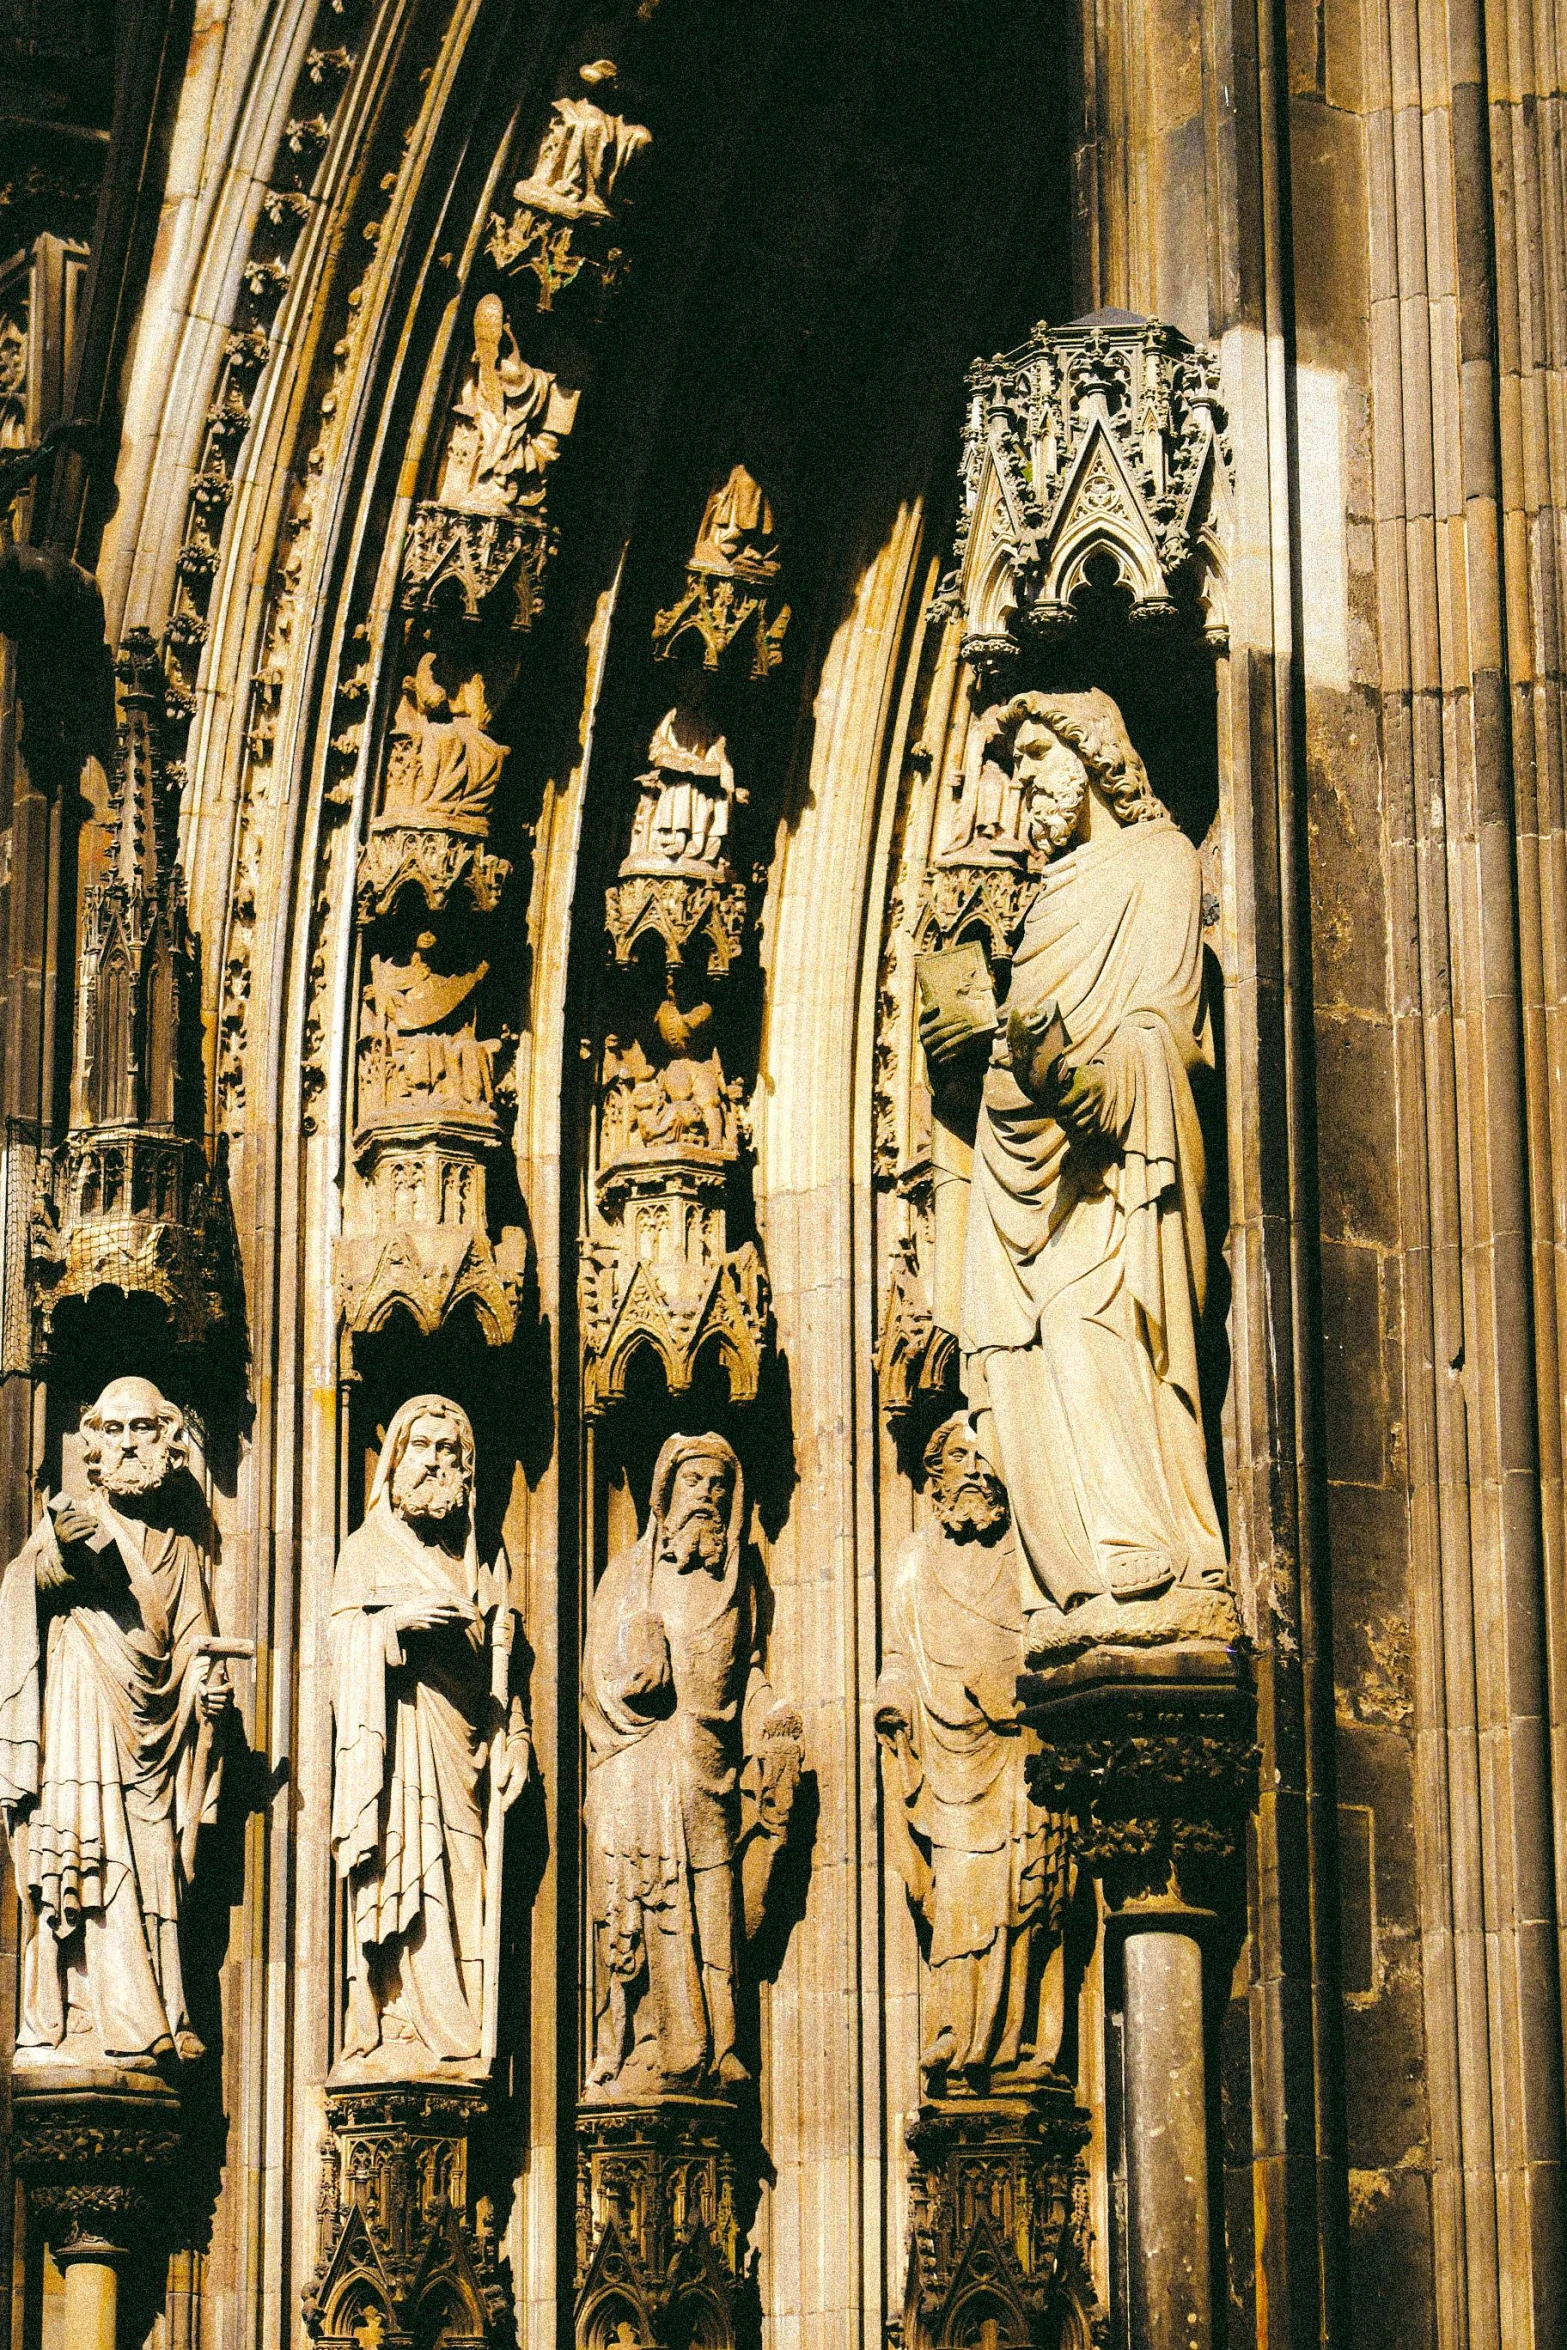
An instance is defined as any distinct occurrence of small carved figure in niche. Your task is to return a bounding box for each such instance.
[690,464,779,578]
[876,1415,1069,2092]
[0,1379,240,2074]
[379,655,508,838]
[920,690,1236,1657]
[329,1395,531,2078]
[435,294,578,516]
[623,708,744,877]
[581,1434,800,2102]
[600,991,741,1164]
[358,935,502,1122]
[934,697,1064,869]
[512,60,651,224]
[0,311,27,452]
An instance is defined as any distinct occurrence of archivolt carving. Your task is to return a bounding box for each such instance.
[652,464,791,677]
[489,59,651,315]
[585,493,787,1414]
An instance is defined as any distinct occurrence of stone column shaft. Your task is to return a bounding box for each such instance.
[1123,1926,1211,2350]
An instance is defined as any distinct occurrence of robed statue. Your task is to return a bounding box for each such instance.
[0,1378,240,2074]
[876,1414,1069,2092]
[329,1394,531,2080]
[921,689,1236,1657]
[582,1433,800,2102]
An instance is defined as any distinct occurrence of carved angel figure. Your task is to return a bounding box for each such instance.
[512,60,651,223]
[329,1395,531,2078]
[623,708,744,875]
[379,655,508,839]
[920,689,1236,1656]
[876,1415,1069,2090]
[581,1434,800,2102]
[0,1379,238,2073]
[435,295,578,516]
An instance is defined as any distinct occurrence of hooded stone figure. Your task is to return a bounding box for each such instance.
[329,1393,530,2078]
[582,1432,799,2102]
[0,1377,233,2073]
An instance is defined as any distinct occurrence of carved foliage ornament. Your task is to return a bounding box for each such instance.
[936,311,1229,662]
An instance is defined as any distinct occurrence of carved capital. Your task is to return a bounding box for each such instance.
[355,826,512,924]
[604,871,751,978]
[1021,1644,1257,1903]
[652,565,790,679]
[12,2075,183,2255]
[486,202,627,314]
[937,312,1230,655]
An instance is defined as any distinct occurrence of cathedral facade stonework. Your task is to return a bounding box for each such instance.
[0,6,1561,2349]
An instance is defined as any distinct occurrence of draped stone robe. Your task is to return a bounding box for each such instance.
[878,1521,1062,2078]
[582,1507,763,2086]
[961,815,1228,1612]
[0,1501,219,2063]
[329,1500,506,2070]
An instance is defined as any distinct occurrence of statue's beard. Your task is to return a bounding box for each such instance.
[938,1477,1008,1541]
[99,1448,174,1504]
[662,1500,728,1574]
[1030,775,1086,856]
[392,1460,468,1531]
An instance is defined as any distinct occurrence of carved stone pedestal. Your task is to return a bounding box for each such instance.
[13,2068,183,2349]
[1021,1644,1257,2350]
[896,2087,1097,2350]
[574,2098,753,2350]
[302,2081,508,2348]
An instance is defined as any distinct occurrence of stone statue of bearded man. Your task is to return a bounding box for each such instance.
[0,1377,234,2074]
[329,1394,530,2080]
[582,1433,800,2103]
[922,689,1238,1659]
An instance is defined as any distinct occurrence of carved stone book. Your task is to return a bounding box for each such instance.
[914,940,999,1038]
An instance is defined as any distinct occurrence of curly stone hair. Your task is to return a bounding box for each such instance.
[980,686,1162,826]
[79,1378,189,1482]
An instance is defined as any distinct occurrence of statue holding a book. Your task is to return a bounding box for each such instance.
[919,689,1236,1659]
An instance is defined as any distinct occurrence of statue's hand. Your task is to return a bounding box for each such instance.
[393,1594,482,1644]
[47,1495,99,1551]
[1006,999,1070,1102]
[492,1723,533,1811]
[199,1668,235,1723]
[1055,1059,1108,1141]
[919,1001,991,1080]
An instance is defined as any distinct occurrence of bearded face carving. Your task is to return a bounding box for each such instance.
[580,1434,801,2103]
[0,1378,240,2075]
[328,1396,531,2080]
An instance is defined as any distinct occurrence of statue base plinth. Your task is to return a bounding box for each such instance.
[899,2082,1097,2350]
[13,2067,183,2257]
[303,2079,508,2346]
[575,2096,754,2350]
